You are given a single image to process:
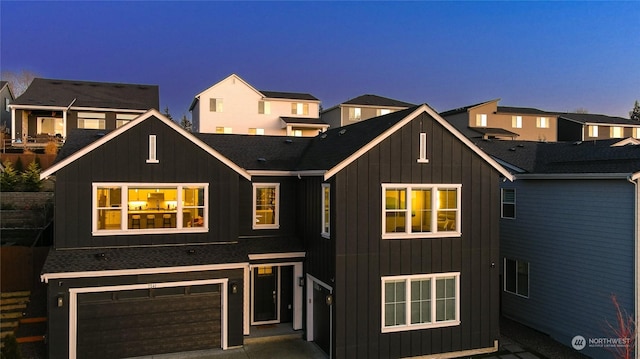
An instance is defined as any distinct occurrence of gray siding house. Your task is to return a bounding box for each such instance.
[478,138,640,359]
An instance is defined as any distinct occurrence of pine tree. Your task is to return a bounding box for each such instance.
[21,160,42,192]
[0,160,20,192]
[180,114,192,132]
[630,100,640,121]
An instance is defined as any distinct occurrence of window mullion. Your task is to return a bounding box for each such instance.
[405,188,411,234]
[405,279,411,326]
[432,188,438,233]
[431,276,437,322]
[121,185,128,231]
[176,186,183,229]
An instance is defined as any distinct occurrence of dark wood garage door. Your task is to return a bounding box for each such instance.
[76,284,221,359]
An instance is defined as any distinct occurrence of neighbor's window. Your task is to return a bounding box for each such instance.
[634,128,640,139]
[321,184,330,238]
[77,112,106,129]
[476,114,487,127]
[291,102,309,115]
[210,98,223,112]
[293,129,303,137]
[610,126,624,138]
[536,117,549,128]
[588,125,599,137]
[512,116,523,129]
[504,258,529,298]
[501,188,516,219]
[377,109,392,116]
[116,113,138,128]
[253,183,280,229]
[382,184,461,239]
[248,128,265,135]
[349,107,362,121]
[93,183,207,235]
[215,127,232,134]
[382,273,460,332]
[258,101,271,115]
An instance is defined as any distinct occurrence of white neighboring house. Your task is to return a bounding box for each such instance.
[189,74,327,136]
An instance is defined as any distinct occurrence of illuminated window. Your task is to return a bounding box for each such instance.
[588,125,599,137]
[293,129,303,137]
[215,127,232,134]
[504,258,529,298]
[321,184,330,238]
[258,101,271,114]
[377,109,392,116]
[291,102,309,115]
[77,112,106,129]
[382,184,461,239]
[257,266,273,276]
[116,113,138,128]
[512,116,522,128]
[382,273,460,332]
[210,98,223,112]
[634,128,640,139]
[248,128,265,135]
[417,132,429,163]
[610,126,624,138]
[37,117,64,136]
[536,117,549,128]
[476,114,487,127]
[93,183,207,235]
[349,107,362,121]
[146,135,158,163]
[253,183,279,229]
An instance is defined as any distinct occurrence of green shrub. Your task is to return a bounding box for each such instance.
[0,161,20,192]
[0,333,22,359]
[21,161,42,192]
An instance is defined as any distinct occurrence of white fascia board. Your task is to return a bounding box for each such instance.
[324,104,515,182]
[265,97,321,104]
[248,252,306,260]
[631,171,640,181]
[516,173,632,180]
[247,170,325,177]
[9,104,67,111]
[41,262,249,283]
[280,122,329,129]
[195,73,264,100]
[40,109,252,181]
[70,106,148,113]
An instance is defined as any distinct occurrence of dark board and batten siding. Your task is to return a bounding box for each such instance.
[500,179,635,359]
[54,116,240,249]
[331,113,501,358]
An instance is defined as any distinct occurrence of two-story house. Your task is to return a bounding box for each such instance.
[1,81,15,134]
[40,104,513,359]
[9,78,159,145]
[189,73,328,136]
[320,94,415,129]
[477,138,640,359]
[441,99,640,143]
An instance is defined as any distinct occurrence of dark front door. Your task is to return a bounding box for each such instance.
[313,282,331,355]
[254,266,278,322]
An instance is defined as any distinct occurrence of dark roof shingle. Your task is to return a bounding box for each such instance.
[342,94,415,108]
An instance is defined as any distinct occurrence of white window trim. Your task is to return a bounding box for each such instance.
[381,184,462,239]
[501,188,516,219]
[146,134,159,163]
[610,126,624,138]
[503,258,530,298]
[252,183,280,229]
[321,183,330,239]
[417,132,429,163]
[92,182,208,236]
[381,272,461,333]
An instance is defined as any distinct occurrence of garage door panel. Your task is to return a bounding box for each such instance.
[77,285,221,359]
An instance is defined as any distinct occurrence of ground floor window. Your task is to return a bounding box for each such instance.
[381,272,460,332]
[504,258,529,298]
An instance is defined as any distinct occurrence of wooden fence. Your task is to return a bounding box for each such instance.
[0,246,49,292]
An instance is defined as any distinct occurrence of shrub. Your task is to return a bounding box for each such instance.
[0,333,22,359]
[44,141,58,155]
[21,161,42,192]
[0,160,20,191]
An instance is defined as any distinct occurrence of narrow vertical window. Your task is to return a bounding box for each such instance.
[146,135,158,163]
[417,132,429,163]
[501,188,516,219]
[253,183,280,229]
[321,184,330,238]
[504,258,529,298]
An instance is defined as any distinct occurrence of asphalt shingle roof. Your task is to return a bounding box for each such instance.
[558,113,639,126]
[279,117,328,125]
[13,78,159,110]
[342,94,415,108]
[259,90,318,101]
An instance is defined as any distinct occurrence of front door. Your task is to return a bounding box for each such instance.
[253,266,278,322]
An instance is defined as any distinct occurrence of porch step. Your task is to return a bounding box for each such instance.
[1,303,27,312]
[245,332,302,344]
[16,335,46,344]
[0,291,30,299]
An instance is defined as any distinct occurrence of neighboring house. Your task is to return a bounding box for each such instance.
[189,74,327,136]
[477,138,640,359]
[40,104,513,359]
[441,99,640,143]
[1,81,15,133]
[9,78,159,145]
[320,94,415,129]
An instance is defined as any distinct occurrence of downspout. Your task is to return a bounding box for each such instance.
[628,175,639,359]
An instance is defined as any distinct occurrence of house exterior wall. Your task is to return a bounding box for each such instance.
[581,124,640,141]
[1,85,12,131]
[557,119,584,141]
[320,107,341,130]
[500,179,636,359]
[467,102,557,141]
[53,116,240,249]
[328,112,502,358]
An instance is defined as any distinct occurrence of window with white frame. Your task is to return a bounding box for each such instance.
[501,188,515,219]
[476,114,487,127]
[321,184,330,238]
[146,135,158,163]
[382,272,460,332]
[417,132,429,163]
[536,117,549,128]
[504,258,529,297]
[253,183,279,229]
[291,102,309,115]
[258,101,271,114]
[382,184,461,239]
[93,183,207,235]
[210,98,223,112]
[610,126,624,138]
[588,125,599,137]
[512,116,523,129]
[77,112,106,129]
[377,109,392,116]
[349,107,362,121]
[116,113,138,128]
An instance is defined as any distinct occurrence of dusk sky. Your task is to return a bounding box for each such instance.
[1,1,638,119]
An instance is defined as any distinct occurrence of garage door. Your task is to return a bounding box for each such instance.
[76,284,220,359]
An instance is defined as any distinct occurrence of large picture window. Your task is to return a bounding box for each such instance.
[382,184,461,239]
[93,183,207,235]
[504,258,529,298]
[382,273,460,332]
[253,183,279,229]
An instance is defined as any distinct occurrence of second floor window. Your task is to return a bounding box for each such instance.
[536,117,549,128]
[377,109,391,116]
[476,114,487,127]
[210,98,223,112]
[77,112,106,129]
[253,183,280,229]
[382,184,461,239]
[501,188,515,219]
[610,126,624,138]
[588,125,599,137]
[512,116,522,129]
[248,128,265,135]
[258,101,271,114]
[216,127,232,134]
[291,102,309,115]
[321,184,330,238]
[116,113,138,128]
[349,107,362,121]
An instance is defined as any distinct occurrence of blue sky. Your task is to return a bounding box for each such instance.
[1,1,638,119]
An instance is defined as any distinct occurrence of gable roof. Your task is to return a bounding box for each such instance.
[279,117,328,126]
[40,109,251,181]
[342,94,415,108]
[11,78,159,111]
[439,98,500,116]
[497,106,551,116]
[558,112,639,126]
[476,138,640,177]
[260,90,319,101]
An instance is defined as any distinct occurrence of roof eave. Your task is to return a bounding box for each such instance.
[515,173,634,180]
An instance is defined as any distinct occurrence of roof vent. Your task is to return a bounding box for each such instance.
[339,129,347,136]
[573,141,582,145]
[509,147,516,151]
[284,139,293,144]
[257,157,267,162]
[95,253,107,260]
[320,134,327,139]
[187,249,196,255]
[517,144,524,148]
